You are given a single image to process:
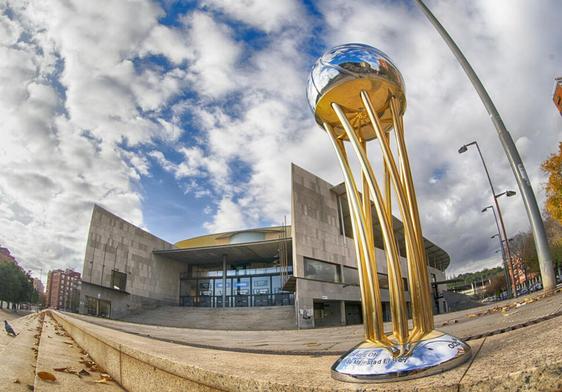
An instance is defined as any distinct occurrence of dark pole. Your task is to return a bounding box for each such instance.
[222,254,227,308]
[415,0,556,293]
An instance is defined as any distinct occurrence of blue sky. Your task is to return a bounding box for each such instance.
[0,0,560,281]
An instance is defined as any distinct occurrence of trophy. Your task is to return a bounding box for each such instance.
[307,43,471,382]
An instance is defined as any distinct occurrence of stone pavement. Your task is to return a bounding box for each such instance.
[0,308,31,322]
[67,291,562,355]
[34,313,123,391]
[52,300,562,391]
[0,310,124,391]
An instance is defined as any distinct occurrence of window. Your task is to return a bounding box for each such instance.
[379,273,389,289]
[111,270,127,291]
[304,258,341,283]
[343,267,360,285]
[85,296,96,315]
[378,274,408,291]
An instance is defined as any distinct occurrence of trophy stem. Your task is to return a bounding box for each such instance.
[324,123,388,344]
[331,103,409,345]
[358,91,432,336]
[389,96,434,332]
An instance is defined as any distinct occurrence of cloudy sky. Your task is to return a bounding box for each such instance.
[1,0,560,283]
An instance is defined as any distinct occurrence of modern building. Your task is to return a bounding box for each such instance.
[79,164,451,328]
[46,269,81,312]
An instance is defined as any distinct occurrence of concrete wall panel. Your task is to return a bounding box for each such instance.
[80,205,184,318]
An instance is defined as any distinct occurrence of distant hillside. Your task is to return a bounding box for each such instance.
[447,266,503,290]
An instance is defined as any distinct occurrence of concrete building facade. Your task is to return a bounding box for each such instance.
[79,164,450,328]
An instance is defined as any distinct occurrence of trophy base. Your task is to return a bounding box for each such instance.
[331,331,472,383]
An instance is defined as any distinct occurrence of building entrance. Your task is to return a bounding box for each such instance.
[313,300,342,327]
[85,296,111,318]
[344,301,362,325]
[179,262,293,308]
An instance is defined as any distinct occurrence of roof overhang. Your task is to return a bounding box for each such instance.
[331,183,450,271]
[154,238,291,264]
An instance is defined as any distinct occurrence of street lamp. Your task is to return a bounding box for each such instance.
[496,190,517,198]
[415,0,556,294]
[482,205,515,297]
[462,141,515,296]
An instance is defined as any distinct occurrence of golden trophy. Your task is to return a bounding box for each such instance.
[307,43,471,382]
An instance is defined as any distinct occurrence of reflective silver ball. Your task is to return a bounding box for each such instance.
[306,43,406,139]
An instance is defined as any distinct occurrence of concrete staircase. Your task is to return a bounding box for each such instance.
[0,311,123,391]
[4,295,560,392]
[119,305,297,330]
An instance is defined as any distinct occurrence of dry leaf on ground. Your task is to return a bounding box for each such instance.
[37,371,57,382]
[95,373,113,383]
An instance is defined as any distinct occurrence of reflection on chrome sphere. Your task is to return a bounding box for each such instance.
[307,43,406,139]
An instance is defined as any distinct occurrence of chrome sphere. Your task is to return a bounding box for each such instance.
[307,43,406,140]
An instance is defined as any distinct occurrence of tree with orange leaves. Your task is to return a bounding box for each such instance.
[542,142,562,225]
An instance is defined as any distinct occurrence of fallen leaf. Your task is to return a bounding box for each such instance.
[37,371,56,382]
[95,373,113,383]
[79,369,90,377]
[53,367,69,372]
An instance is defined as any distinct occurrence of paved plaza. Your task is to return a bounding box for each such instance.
[51,291,562,391]
[67,291,561,355]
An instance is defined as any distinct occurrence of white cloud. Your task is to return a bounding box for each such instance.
[204,197,247,232]
[1,0,560,283]
[165,0,561,275]
[204,0,304,33]
[181,11,242,97]
[0,0,194,280]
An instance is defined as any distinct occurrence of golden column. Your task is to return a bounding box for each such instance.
[307,43,471,382]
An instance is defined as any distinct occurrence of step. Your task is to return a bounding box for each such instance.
[33,313,123,391]
[120,305,296,330]
[0,313,43,391]
[0,313,38,353]
[49,308,562,392]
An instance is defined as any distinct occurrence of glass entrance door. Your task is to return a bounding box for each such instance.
[233,277,250,307]
[179,263,293,308]
[214,278,231,307]
[252,275,271,306]
[198,279,213,307]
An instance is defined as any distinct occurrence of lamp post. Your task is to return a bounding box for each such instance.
[416,0,556,294]
[483,205,514,298]
[460,141,516,296]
